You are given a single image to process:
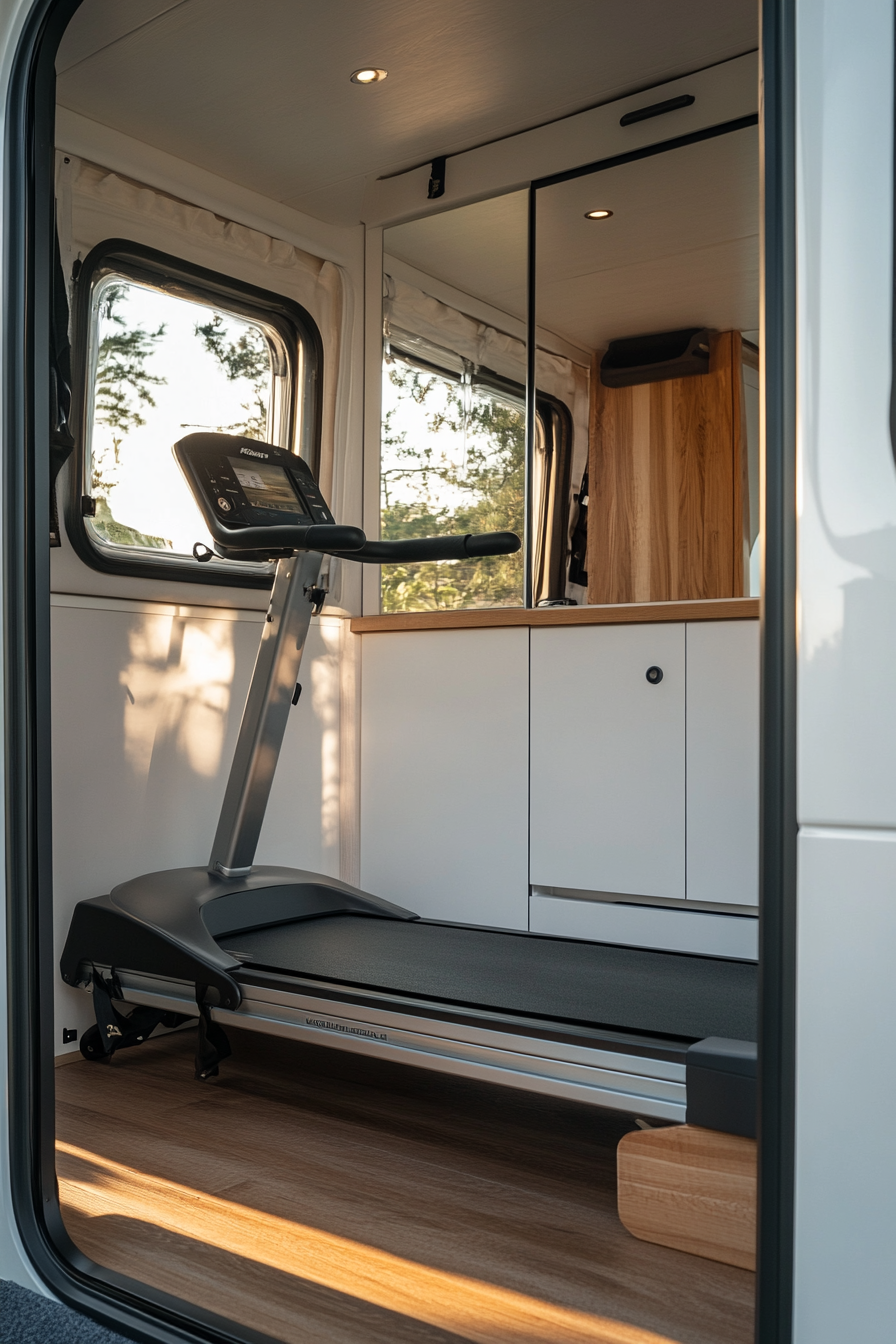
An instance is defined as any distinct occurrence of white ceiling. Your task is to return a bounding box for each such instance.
[386,126,758,353]
[56,0,758,225]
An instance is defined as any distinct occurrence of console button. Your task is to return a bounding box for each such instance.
[217,496,232,513]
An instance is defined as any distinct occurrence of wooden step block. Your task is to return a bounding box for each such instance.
[617,1124,756,1270]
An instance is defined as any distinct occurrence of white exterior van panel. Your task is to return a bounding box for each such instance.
[530,624,685,900]
[794,3,896,1340]
[686,620,760,906]
[359,628,529,928]
[797,0,896,830]
[793,828,896,1344]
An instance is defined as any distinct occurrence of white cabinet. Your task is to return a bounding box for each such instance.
[359,628,529,928]
[686,620,760,905]
[530,624,686,900]
[358,618,759,934]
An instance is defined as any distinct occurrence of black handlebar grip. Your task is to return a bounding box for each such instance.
[304,525,367,552]
[464,531,522,557]
[212,523,366,554]
[327,531,522,564]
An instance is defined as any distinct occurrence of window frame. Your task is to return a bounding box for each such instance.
[65,238,324,588]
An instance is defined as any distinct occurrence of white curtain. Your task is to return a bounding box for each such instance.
[383,271,590,492]
[57,156,346,503]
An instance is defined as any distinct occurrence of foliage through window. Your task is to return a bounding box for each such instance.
[381,344,525,611]
[84,272,291,562]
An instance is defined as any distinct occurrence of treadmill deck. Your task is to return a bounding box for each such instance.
[110,915,756,1123]
[219,914,757,1042]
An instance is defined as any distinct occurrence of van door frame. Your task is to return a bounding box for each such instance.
[2,2,798,1341]
[755,0,798,1338]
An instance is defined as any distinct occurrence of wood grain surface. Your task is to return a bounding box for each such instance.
[350,598,758,634]
[588,334,748,606]
[56,1027,754,1344]
[617,1125,757,1271]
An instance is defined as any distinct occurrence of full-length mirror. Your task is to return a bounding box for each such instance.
[382,193,528,611]
[535,123,760,605]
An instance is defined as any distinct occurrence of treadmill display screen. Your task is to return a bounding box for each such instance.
[228,457,302,513]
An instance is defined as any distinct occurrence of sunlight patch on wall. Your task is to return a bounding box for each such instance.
[122,613,235,782]
[313,620,342,850]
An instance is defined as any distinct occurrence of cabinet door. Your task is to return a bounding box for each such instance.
[686,621,760,906]
[530,624,685,899]
[360,628,529,929]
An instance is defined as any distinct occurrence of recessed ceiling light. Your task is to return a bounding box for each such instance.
[351,67,387,85]
[585,209,613,220]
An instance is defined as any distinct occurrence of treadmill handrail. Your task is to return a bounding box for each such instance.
[174,433,520,561]
[327,532,521,563]
[209,521,366,555]
[209,522,521,563]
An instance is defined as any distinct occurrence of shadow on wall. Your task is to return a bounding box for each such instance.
[123,614,234,779]
[122,611,244,861]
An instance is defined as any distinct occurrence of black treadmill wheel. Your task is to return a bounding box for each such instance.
[79,1024,108,1062]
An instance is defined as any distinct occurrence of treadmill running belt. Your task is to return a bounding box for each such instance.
[220,916,757,1041]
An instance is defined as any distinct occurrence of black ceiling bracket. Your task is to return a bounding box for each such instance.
[428,156,447,199]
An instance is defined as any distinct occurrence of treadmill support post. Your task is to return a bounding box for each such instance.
[208,550,322,877]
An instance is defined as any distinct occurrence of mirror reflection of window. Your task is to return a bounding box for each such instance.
[535,124,760,604]
[382,189,588,612]
[381,334,525,610]
[382,193,531,612]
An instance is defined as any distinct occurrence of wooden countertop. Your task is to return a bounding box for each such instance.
[350,597,759,633]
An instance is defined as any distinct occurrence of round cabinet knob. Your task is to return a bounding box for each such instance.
[645,665,663,684]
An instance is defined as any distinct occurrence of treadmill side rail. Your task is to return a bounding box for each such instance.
[100,968,689,1122]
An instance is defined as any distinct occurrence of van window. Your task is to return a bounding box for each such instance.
[72,245,320,581]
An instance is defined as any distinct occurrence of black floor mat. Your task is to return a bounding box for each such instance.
[220,916,757,1041]
[0,1281,134,1344]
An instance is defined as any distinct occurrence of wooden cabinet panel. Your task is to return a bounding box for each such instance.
[359,629,529,929]
[588,331,747,604]
[530,624,685,899]
[686,620,760,906]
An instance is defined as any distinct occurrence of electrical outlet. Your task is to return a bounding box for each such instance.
[62,1028,77,1044]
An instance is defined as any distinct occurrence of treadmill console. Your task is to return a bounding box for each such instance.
[174,433,335,534]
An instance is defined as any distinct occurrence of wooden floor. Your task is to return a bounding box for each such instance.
[56,1026,754,1344]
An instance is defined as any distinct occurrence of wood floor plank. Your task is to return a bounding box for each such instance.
[56,1027,753,1344]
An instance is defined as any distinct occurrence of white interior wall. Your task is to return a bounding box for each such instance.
[52,145,364,611]
[48,129,368,1054]
[52,599,343,1054]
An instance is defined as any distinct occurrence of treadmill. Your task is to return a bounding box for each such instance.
[62,432,757,1127]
